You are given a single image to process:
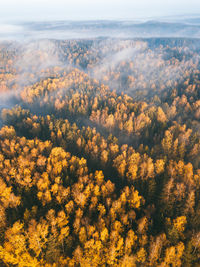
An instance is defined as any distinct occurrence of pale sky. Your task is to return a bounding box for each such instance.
[1,0,200,21]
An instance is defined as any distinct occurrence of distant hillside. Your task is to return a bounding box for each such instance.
[1,19,200,40]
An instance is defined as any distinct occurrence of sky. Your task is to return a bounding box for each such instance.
[1,0,200,22]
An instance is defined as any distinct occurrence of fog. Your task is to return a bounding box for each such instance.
[0,39,65,125]
[1,19,200,40]
[1,18,200,125]
[14,40,63,82]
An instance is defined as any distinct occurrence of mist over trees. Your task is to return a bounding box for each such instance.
[1,35,200,266]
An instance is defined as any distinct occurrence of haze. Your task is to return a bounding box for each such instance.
[1,0,200,21]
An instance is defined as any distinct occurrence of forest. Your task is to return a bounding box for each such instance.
[0,37,200,266]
